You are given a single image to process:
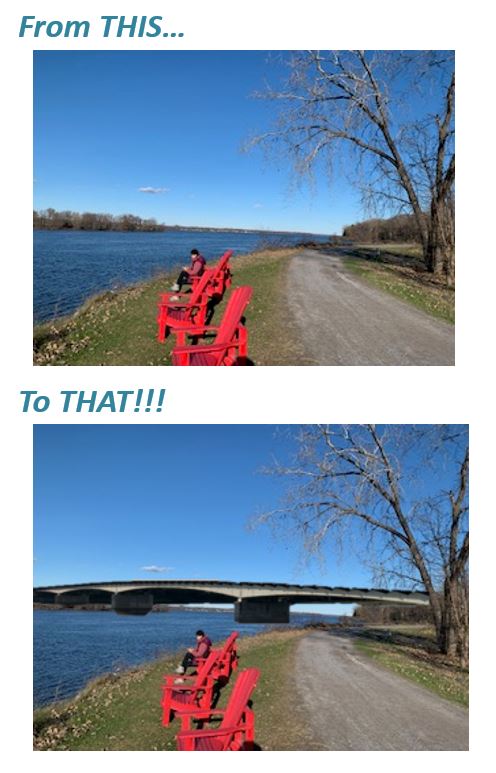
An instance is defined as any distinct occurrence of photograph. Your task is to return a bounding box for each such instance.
[33,50,455,366]
[5,0,494,767]
[33,424,468,751]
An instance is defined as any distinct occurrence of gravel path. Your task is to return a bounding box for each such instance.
[295,630,468,750]
[286,250,455,365]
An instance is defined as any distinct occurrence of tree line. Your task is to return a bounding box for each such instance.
[353,603,434,625]
[33,208,167,232]
[343,213,425,244]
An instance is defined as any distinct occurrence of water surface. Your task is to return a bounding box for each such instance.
[34,608,338,707]
[34,229,330,322]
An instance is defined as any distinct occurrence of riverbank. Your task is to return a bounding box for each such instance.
[33,243,454,366]
[33,623,467,751]
[342,243,455,323]
[33,247,300,366]
[33,628,316,751]
[353,624,468,707]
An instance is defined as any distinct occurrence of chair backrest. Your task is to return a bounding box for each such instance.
[193,649,219,687]
[189,267,214,303]
[220,668,260,729]
[216,287,253,346]
[218,631,238,660]
[212,249,233,277]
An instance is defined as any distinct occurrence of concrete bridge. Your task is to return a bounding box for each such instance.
[33,579,429,623]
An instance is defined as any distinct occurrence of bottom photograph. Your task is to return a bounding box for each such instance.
[33,424,469,751]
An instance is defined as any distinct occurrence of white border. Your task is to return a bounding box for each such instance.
[2,0,494,769]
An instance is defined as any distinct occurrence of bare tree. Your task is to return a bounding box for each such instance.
[248,51,455,284]
[253,425,468,664]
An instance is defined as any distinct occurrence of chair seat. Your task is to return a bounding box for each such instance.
[172,351,219,366]
[191,737,224,751]
[167,308,189,321]
[189,351,219,365]
[195,737,224,751]
[171,690,194,705]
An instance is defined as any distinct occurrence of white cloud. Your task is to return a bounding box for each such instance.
[141,565,174,573]
[138,186,170,194]
[253,202,263,209]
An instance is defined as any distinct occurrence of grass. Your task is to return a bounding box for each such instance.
[33,242,455,365]
[33,242,455,364]
[33,248,300,366]
[354,243,425,260]
[342,243,455,324]
[33,624,468,751]
[33,629,316,751]
[353,624,468,707]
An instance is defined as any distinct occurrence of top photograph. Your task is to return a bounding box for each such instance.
[33,50,455,366]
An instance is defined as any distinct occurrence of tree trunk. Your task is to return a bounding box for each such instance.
[443,246,456,288]
[436,576,469,666]
[438,606,457,656]
[425,200,445,275]
[424,198,455,285]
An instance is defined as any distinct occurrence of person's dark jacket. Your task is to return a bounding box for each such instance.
[191,635,212,660]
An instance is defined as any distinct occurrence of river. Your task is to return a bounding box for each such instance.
[33,229,330,323]
[33,608,338,707]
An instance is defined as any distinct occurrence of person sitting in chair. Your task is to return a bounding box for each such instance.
[170,249,206,293]
[176,629,212,675]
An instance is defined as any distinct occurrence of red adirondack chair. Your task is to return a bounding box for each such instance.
[156,268,214,342]
[171,286,253,366]
[195,632,239,682]
[176,668,261,751]
[161,650,219,727]
[191,249,233,299]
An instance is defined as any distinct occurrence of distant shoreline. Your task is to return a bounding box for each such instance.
[33,225,328,237]
[34,603,340,617]
[33,603,231,613]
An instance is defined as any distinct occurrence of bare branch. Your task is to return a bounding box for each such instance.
[252,424,468,660]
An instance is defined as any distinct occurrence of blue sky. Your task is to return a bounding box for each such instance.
[34,424,465,612]
[34,424,377,615]
[33,424,467,616]
[33,50,364,234]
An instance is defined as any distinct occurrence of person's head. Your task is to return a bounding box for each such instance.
[196,629,205,640]
[191,249,199,257]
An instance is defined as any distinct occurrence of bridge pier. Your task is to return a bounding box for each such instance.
[112,592,154,616]
[235,597,290,624]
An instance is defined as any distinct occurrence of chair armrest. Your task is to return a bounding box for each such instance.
[174,324,219,336]
[173,340,232,356]
[158,298,208,309]
[178,723,247,741]
[177,706,225,720]
[158,302,190,310]
[165,302,207,310]
[162,675,212,690]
